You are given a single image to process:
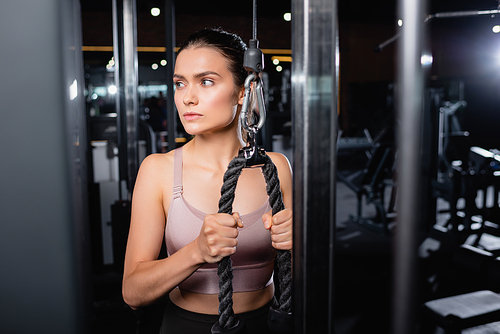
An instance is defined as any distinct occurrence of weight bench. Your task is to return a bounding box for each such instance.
[337,141,396,234]
[423,290,500,333]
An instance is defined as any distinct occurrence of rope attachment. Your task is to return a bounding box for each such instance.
[211,151,292,334]
[211,2,291,331]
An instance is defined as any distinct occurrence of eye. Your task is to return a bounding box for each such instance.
[201,79,214,87]
[174,81,185,89]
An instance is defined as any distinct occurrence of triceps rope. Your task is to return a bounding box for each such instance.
[212,2,292,330]
[211,151,292,334]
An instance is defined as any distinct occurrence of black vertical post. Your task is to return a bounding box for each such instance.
[113,0,139,197]
[392,0,426,333]
[292,0,338,332]
[165,0,177,151]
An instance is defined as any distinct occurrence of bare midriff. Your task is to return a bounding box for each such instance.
[169,283,275,315]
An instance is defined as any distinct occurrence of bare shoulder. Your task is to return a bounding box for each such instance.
[138,150,174,174]
[134,151,176,198]
[267,152,292,175]
[141,151,174,169]
[267,152,293,208]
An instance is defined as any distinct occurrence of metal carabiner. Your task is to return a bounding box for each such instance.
[238,26,267,167]
[239,74,266,134]
[239,73,267,167]
[240,73,256,132]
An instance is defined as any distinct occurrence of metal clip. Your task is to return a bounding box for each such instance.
[240,145,267,168]
[239,38,267,167]
[240,75,266,135]
[240,127,267,168]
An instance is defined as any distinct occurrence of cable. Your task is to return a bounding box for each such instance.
[253,0,257,40]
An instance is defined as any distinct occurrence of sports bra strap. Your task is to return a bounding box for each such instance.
[172,147,183,198]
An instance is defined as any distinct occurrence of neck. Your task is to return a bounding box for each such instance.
[186,130,244,169]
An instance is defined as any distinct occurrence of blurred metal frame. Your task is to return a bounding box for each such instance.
[112,0,139,197]
[392,0,427,333]
[164,0,177,152]
[292,0,338,332]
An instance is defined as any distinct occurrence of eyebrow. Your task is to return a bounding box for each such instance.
[173,71,222,80]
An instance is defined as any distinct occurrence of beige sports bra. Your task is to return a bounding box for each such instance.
[165,147,275,294]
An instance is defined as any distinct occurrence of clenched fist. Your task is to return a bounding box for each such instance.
[196,212,244,263]
[262,209,292,251]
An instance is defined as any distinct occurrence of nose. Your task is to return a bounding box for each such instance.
[182,85,198,106]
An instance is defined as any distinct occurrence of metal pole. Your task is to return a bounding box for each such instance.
[425,9,500,22]
[392,0,426,332]
[113,0,139,197]
[252,0,258,40]
[165,0,176,152]
[292,0,338,332]
[376,8,500,51]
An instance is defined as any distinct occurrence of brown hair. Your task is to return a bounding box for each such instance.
[177,28,248,89]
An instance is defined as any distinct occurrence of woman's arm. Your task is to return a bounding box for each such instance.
[122,154,201,309]
[122,154,242,309]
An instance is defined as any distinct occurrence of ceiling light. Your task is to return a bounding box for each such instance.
[421,54,433,66]
[151,7,160,17]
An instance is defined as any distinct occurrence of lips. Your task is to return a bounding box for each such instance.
[183,112,202,121]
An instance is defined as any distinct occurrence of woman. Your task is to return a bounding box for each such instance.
[122,28,293,333]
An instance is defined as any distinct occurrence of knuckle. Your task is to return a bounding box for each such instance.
[208,247,218,257]
[206,214,222,226]
[206,236,216,246]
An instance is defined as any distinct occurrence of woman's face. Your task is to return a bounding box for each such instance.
[173,47,244,136]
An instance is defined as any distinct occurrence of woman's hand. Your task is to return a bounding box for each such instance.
[262,209,293,251]
[196,212,244,263]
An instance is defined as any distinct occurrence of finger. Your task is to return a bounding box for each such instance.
[271,209,293,226]
[212,213,240,227]
[205,233,238,250]
[210,245,238,263]
[271,231,291,244]
[216,226,240,239]
[203,215,239,238]
[232,212,244,228]
[272,239,293,251]
[222,244,239,256]
[262,210,272,230]
[270,219,292,235]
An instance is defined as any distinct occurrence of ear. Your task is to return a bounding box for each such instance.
[237,86,245,105]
